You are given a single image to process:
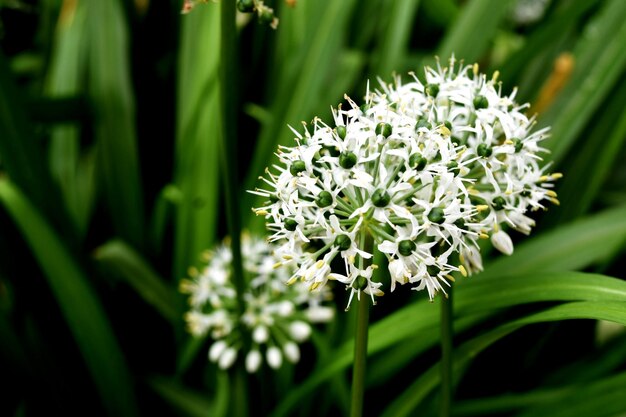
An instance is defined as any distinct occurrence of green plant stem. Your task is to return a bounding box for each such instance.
[440,285,454,417]
[219,0,245,314]
[350,233,374,417]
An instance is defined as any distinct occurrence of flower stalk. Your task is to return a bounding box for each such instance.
[440,285,454,417]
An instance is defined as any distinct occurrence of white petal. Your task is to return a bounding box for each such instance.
[267,346,283,369]
[491,230,514,255]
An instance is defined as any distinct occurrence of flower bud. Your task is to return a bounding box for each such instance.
[246,350,262,373]
[491,230,514,255]
[372,189,391,207]
[267,346,283,369]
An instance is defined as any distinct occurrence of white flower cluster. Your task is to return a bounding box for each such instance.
[252,58,560,307]
[180,234,334,373]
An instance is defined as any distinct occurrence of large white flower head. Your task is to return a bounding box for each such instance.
[180,234,334,373]
[252,58,560,308]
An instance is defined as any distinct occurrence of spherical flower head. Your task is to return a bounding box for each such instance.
[251,57,560,308]
[180,234,334,373]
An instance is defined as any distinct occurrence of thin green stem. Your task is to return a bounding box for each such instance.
[350,232,374,417]
[440,286,454,417]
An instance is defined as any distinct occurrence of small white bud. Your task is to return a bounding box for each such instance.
[246,350,262,373]
[253,325,269,344]
[208,340,228,362]
[289,321,312,342]
[218,347,238,369]
[306,306,334,323]
[267,346,283,369]
[283,342,300,363]
[491,230,514,255]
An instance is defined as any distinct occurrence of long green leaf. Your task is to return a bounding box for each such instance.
[93,239,179,323]
[381,301,626,417]
[0,179,138,417]
[86,0,144,246]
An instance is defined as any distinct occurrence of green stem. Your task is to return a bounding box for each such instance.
[219,0,245,314]
[350,233,374,417]
[440,286,454,417]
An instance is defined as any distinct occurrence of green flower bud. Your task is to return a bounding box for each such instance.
[375,122,392,138]
[371,189,391,207]
[512,138,523,153]
[492,196,506,210]
[334,234,352,251]
[473,95,489,110]
[428,207,445,224]
[425,83,440,98]
[339,151,357,169]
[316,191,333,208]
[336,125,347,139]
[237,0,254,13]
[258,8,275,24]
[398,239,416,256]
[289,160,306,176]
[284,218,298,231]
[477,143,493,158]
[409,154,427,171]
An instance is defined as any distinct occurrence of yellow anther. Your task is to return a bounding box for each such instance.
[459,265,468,277]
[494,222,500,232]
[473,63,479,76]
[468,187,480,196]
[286,276,298,285]
[372,264,379,269]
[438,125,451,137]
[479,233,489,240]
[539,175,549,182]
[492,70,500,82]
[445,274,456,282]
[272,262,282,269]
[187,266,198,277]
[310,282,321,291]
[315,260,325,269]
[476,204,490,212]
[551,172,563,179]
[459,254,466,264]
[546,190,558,197]
[504,139,514,145]
[282,254,293,260]
[349,255,356,264]
[255,209,269,216]
[550,197,561,206]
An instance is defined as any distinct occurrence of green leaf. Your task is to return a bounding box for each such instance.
[539,0,626,163]
[85,0,144,246]
[436,0,515,64]
[0,179,138,417]
[148,376,216,417]
[93,239,179,323]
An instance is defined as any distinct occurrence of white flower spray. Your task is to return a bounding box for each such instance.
[252,58,560,308]
[180,234,334,372]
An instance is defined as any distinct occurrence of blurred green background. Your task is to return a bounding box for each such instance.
[1,0,626,416]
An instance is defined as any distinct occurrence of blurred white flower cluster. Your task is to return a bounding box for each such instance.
[180,234,334,373]
[252,58,560,307]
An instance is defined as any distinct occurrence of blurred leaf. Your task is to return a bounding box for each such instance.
[421,0,460,28]
[173,5,221,279]
[0,179,138,417]
[539,0,626,163]
[86,0,144,246]
[45,2,95,237]
[94,239,179,323]
[436,0,515,64]
[149,376,215,417]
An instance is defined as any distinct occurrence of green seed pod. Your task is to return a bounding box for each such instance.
[371,189,391,207]
[336,125,347,139]
[289,160,306,176]
[415,118,432,131]
[316,191,333,208]
[425,83,440,98]
[428,207,445,224]
[284,218,298,231]
[477,143,493,158]
[444,121,453,131]
[352,276,368,290]
[409,154,427,171]
[473,95,489,109]
[334,234,352,251]
[375,122,392,138]
[237,0,254,13]
[512,138,523,153]
[258,8,274,24]
[360,103,370,113]
[398,239,416,256]
[339,151,357,169]
[447,160,459,174]
[492,196,506,210]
